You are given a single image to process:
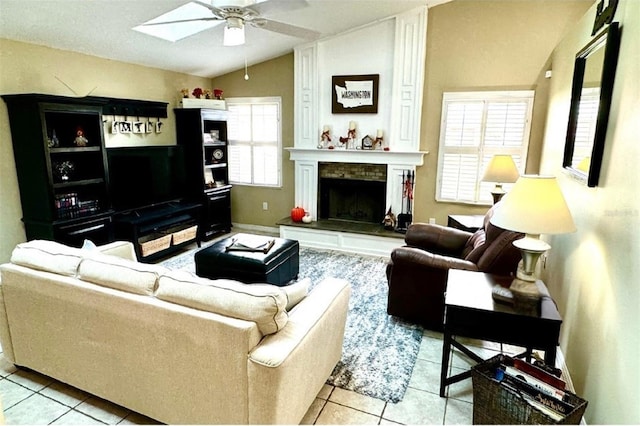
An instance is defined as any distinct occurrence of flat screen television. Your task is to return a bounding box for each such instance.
[107,146,187,212]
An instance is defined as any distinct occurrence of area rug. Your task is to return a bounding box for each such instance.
[161,244,423,403]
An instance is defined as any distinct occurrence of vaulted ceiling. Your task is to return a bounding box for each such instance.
[0,0,446,78]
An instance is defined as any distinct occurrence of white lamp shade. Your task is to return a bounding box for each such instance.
[490,175,576,235]
[482,155,520,183]
[223,18,245,46]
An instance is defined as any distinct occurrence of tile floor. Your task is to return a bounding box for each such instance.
[0,330,529,425]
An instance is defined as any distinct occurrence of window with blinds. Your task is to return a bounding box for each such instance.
[570,87,600,168]
[436,91,534,205]
[226,97,282,187]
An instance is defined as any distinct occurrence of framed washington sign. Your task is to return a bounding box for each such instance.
[332,74,379,114]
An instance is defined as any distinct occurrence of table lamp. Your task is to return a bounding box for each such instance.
[482,155,520,204]
[490,175,576,301]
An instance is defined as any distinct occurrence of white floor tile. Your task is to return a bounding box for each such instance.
[75,396,129,424]
[315,401,380,425]
[329,387,386,416]
[0,378,34,409]
[51,409,105,425]
[382,387,447,425]
[3,393,70,425]
[40,381,90,408]
[6,368,52,392]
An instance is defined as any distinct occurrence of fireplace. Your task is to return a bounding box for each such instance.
[318,162,387,224]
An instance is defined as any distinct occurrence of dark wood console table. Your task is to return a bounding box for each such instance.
[440,270,562,397]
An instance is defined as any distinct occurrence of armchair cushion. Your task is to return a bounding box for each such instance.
[404,223,473,257]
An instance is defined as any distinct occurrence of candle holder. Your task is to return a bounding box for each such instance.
[319,127,332,149]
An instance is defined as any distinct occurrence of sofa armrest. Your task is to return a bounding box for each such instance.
[96,241,137,261]
[247,277,350,424]
[405,223,473,256]
[391,246,478,271]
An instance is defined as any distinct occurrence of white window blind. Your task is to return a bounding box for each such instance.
[436,91,534,205]
[226,97,281,187]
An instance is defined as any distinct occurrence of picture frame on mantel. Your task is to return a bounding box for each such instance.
[332,74,379,114]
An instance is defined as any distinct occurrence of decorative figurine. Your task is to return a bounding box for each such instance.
[375,129,384,149]
[320,125,332,149]
[74,127,88,147]
[382,206,396,230]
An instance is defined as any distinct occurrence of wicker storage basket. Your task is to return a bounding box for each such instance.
[166,224,198,245]
[138,234,171,257]
[471,355,587,425]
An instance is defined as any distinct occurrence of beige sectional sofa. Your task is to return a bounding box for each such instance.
[0,240,351,424]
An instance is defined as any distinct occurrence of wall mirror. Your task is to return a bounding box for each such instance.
[563,22,621,187]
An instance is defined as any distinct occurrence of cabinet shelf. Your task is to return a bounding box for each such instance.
[49,146,101,154]
[53,178,105,189]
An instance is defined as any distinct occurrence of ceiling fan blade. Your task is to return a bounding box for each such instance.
[192,0,226,16]
[252,0,309,17]
[252,18,320,40]
[142,17,222,26]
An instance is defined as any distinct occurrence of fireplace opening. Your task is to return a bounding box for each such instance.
[319,178,386,224]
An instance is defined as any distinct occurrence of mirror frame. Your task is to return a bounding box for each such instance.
[563,22,621,187]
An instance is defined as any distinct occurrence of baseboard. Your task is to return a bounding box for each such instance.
[232,223,280,236]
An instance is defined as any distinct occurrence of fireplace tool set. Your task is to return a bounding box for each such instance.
[396,170,415,233]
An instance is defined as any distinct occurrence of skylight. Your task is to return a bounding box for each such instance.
[132,2,223,42]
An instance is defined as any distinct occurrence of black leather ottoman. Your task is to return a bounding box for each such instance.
[195,233,299,286]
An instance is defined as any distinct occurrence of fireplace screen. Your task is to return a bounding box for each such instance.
[319,178,386,224]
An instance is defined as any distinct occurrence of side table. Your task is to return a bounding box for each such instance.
[440,269,562,397]
[447,214,485,232]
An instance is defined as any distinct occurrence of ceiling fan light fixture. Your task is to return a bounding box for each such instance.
[223,17,245,46]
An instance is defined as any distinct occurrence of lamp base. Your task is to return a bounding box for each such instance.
[509,278,541,316]
[490,184,506,204]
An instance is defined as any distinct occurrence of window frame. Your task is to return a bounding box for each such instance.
[435,90,534,206]
[226,96,282,188]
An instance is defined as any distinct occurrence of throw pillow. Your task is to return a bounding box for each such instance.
[282,277,310,311]
[81,239,98,251]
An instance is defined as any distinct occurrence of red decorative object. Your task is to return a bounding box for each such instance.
[192,88,204,99]
[291,206,305,222]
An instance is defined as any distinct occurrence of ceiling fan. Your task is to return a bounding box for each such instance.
[136,0,321,46]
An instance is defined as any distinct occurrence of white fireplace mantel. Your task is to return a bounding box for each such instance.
[286,148,428,166]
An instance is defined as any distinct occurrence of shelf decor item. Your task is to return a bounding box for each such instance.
[74,127,88,147]
[54,160,75,182]
[332,74,379,114]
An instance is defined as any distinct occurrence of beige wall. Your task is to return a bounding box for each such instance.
[208,1,592,228]
[0,39,211,262]
[539,1,640,423]
[211,54,295,229]
[418,0,591,224]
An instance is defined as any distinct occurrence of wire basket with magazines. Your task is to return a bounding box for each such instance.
[471,354,587,425]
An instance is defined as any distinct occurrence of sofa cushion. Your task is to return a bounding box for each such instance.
[282,277,310,311]
[10,240,83,277]
[78,253,167,296]
[156,270,288,335]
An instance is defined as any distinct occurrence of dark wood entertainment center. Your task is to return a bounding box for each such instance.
[3,94,231,261]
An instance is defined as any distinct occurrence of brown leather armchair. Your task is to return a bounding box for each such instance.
[386,203,523,331]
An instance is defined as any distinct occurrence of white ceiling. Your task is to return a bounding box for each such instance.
[0,0,442,78]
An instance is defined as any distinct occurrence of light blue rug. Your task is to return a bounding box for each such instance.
[162,244,423,403]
